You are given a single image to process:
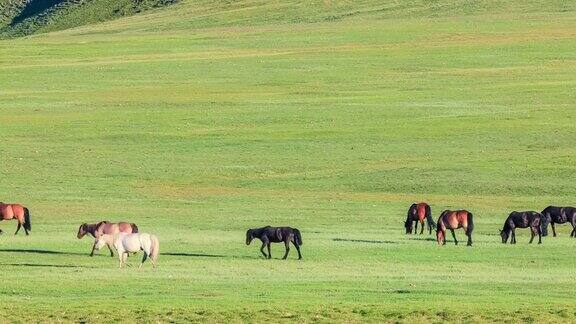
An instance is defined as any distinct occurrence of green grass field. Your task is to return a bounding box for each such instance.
[1,0,576,322]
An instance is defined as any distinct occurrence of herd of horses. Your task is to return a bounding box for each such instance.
[405,202,576,245]
[1,201,576,267]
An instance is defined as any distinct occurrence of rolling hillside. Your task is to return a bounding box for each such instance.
[0,0,177,37]
[1,0,575,322]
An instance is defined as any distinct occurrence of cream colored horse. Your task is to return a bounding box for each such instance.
[95,233,159,268]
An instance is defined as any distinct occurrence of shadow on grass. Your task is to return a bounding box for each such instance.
[163,252,257,260]
[163,252,226,258]
[332,238,398,244]
[0,248,87,256]
[407,237,437,242]
[0,263,96,268]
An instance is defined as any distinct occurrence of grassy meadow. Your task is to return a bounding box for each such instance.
[0,1,576,322]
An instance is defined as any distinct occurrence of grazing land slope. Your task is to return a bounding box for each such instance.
[0,0,177,37]
[1,0,575,322]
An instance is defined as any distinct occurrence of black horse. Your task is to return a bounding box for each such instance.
[246,226,302,260]
[541,206,576,237]
[500,211,542,244]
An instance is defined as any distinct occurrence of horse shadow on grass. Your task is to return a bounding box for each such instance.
[0,248,260,261]
[332,238,399,244]
[407,237,437,242]
[0,263,97,269]
[0,248,87,256]
[162,252,225,258]
[163,252,255,260]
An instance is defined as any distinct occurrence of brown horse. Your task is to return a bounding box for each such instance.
[0,202,31,235]
[404,202,435,234]
[77,221,138,257]
[436,210,474,246]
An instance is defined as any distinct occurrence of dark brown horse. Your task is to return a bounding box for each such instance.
[0,202,31,235]
[540,206,576,237]
[500,211,542,244]
[246,226,302,259]
[404,202,435,234]
[77,221,139,257]
[436,210,474,246]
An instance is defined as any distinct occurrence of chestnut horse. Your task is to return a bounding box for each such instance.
[540,206,576,237]
[77,221,139,257]
[436,210,474,246]
[500,211,542,244]
[0,202,31,235]
[404,202,435,234]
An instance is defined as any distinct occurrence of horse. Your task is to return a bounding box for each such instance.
[77,221,139,257]
[436,210,474,246]
[540,206,576,237]
[246,226,303,259]
[95,233,159,269]
[500,211,542,244]
[0,202,31,235]
[404,202,435,235]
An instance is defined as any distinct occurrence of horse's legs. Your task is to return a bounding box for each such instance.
[466,232,472,246]
[529,227,535,244]
[538,224,542,244]
[450,229,458,245]
[414,221,418,235]
[511,229,516,244]
[140,252,148,269]
[293,241,302,260]
[90,241,97,257]
[267,243,272,259]
[15,222,21,235]
[106,243,115,257]
[282,241,290,260]
[121,252,128,268]
[551,222,557,237]
[259,242,267,258]
[419,220,424,234]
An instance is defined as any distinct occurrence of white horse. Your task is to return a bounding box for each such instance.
[95,232,159,268]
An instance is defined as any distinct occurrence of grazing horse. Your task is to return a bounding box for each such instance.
[77,221,139,257]
[500,211,542,244]
[95,233,159,269]
[436,210,474,246]
[540,206,576,237]
[0,202,31,235]
[246,226,303,260]
[404,202,435,235]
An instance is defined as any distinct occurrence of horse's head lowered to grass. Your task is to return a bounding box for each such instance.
[246,229,254,245]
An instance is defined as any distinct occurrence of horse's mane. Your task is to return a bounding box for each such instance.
[502,213,515,232]
[406,203,417,221]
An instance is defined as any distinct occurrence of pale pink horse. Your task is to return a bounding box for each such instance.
[95,233,159,269]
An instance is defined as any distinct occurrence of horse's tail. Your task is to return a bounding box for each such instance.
[131,223,139,233]
[23,208,31,232]
[149,234,160,265]
[466,212,474,236]
[425,204,435,230]
[293,228,303,245]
